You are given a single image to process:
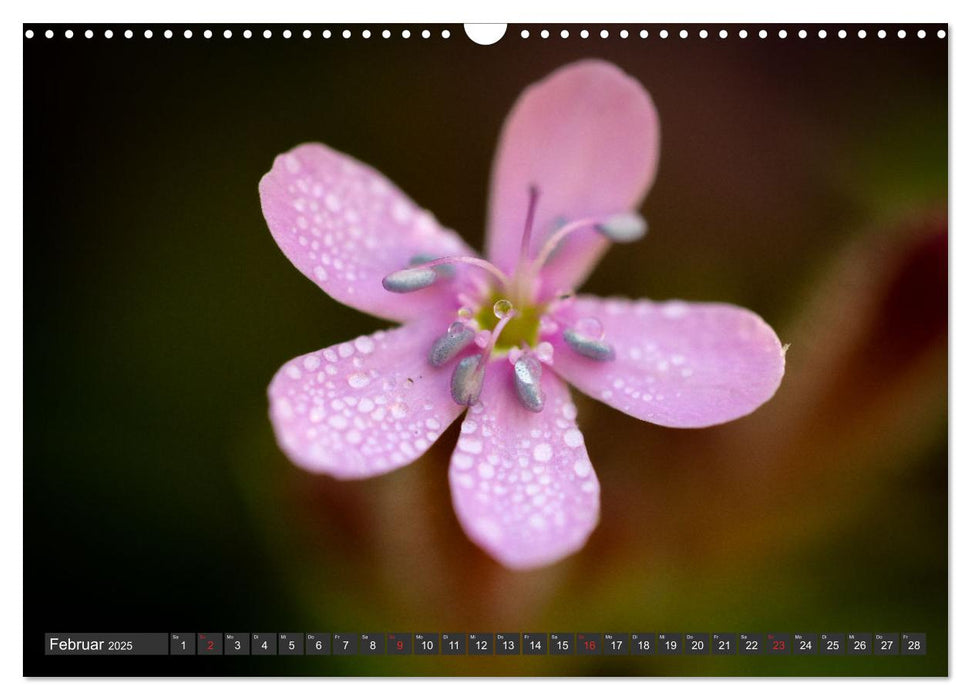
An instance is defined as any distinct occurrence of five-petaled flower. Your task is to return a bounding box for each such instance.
[259,60,786,569]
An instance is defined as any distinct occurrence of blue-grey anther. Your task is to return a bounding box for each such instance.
[450,355,485,406]
[513,355,545,413]
[595,213,648,243]
[563,328,616,361]
[382,267,437,293]
[409,254,455,278]
[428,323,476,367]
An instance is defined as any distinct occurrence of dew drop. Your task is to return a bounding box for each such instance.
[533,443,553,462]
[574,459,592,477]
[539,316,559,335]
[347,372,371,389]
[564,428,584,448]
[448,321,467,337]
[354,336,375,354]
[493,299,514,319]
[575,317,604,340]
[534,341,554,363]
[457,307,474,320]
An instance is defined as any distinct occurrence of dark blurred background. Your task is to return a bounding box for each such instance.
[24,23,947,676]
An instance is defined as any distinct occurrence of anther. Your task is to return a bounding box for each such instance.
[595,213,648,243]
[447,302,517,408]
[563,328,616,361]
[382,267,438,293]
[428,322,476,367]
[450,355,485,406]
[410,254,455,278]
[387,255,511,290]
[529,212,649,276]
[513,355,545,412]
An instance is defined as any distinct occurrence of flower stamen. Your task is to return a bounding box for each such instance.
[381,267,438,293]
[450,355,486,407]
[563,321,616,361]
[428,321,476,367]
[449,301,516,406]
[513,353,545,412]
[383,255,512,294]
[529,212,648,278]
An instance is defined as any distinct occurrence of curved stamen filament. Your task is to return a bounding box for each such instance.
[527,217,601,278]
[389,255,511,290]
[528,212,648,279]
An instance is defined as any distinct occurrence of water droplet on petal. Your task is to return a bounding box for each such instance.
[457,306,474,320]
[575,317,604,340]
[347,372,371,388]
[493,299,514,319]
[534,341,554,364]
[448,321,467,337]
[539,316,559,335]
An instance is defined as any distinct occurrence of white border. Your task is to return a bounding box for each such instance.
[4,0,961,698]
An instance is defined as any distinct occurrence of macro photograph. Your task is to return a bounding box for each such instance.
[23,22,947,677]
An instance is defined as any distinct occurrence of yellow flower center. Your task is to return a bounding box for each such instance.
[475,292,545,353]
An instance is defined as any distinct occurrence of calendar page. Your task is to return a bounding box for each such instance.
[23,20,947,678]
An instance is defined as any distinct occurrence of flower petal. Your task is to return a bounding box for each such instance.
[550,296,786,428]
[268,319,466,478]
[260,143,477,323]
[449,364,600,569]
[486,60,660,298]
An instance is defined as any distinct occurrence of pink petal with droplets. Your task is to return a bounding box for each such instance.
[449,363,600,569]
[268,319,466,478]
[486,60,660,299]
[550,296,786,428]
[260,143,477,323]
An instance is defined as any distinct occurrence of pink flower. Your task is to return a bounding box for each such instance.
[259,60,786,569]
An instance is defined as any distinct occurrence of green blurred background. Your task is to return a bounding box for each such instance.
[24,23,947,676]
